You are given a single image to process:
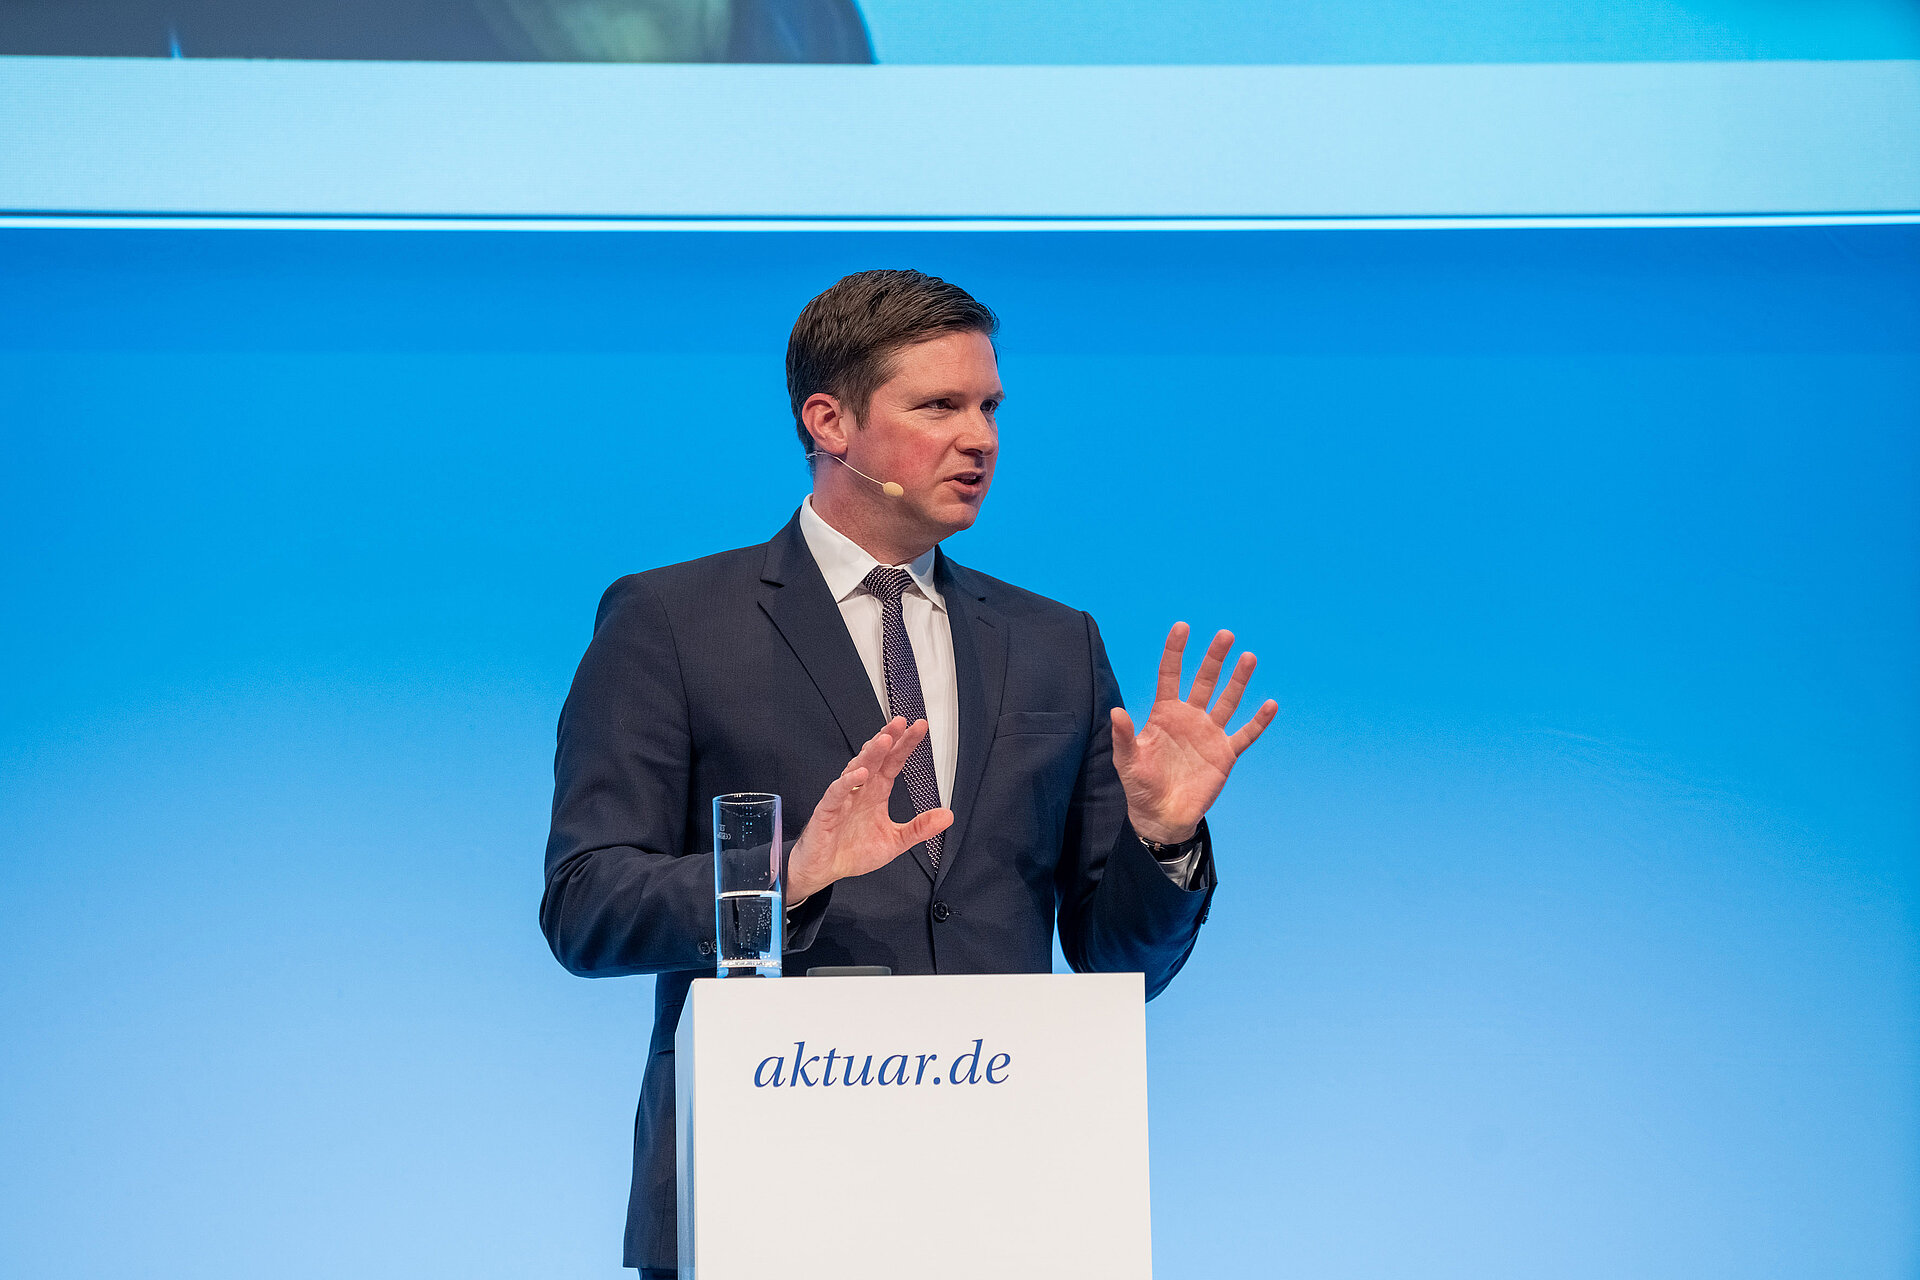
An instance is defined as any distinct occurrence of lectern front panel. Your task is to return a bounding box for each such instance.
[675,972,1152,1279]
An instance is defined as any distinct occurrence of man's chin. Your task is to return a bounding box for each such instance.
[931,498,984,537]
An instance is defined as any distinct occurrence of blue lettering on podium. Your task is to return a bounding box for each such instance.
[751,1041,1012,1088]
[792,1041,823,1087]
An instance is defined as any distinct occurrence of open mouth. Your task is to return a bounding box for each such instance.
[947,470,985,490]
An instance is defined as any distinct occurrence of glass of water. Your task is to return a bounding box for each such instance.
[712,793,783,978]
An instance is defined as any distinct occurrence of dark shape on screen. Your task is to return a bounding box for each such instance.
[0,0,875,62]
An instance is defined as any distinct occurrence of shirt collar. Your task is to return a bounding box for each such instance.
[798,496,945,611]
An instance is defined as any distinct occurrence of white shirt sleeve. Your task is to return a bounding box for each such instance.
[1148,840,1205,890]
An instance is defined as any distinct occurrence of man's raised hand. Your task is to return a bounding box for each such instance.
[1110,623,1279,846]
[787,717,953,903]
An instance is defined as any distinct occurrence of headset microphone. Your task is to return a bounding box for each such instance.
[807,451,904,498]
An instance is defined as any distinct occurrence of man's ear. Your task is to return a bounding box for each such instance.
[801,391,853,455]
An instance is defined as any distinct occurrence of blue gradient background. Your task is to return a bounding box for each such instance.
[2,226,1917,1278]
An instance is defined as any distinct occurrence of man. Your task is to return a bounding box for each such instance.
[542,269,1276,1276]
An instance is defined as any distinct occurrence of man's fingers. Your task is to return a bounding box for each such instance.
[861,716,908,756]
[1229,699,1280,755]
[847,717,906,784]
[1186,629,1234,708]
[1209,651,1257,726]
[853,717,904,767]
[1153,622,1190,703]
[852,735,891,775]
[1110,706,1137,773]
[819,764,871,815]
[873,718,930,787]
[887,719,929,769]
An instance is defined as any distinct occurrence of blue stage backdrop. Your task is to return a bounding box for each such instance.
[1,226,1917,1279]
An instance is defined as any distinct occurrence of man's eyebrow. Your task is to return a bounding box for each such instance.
[909,386,1005,403]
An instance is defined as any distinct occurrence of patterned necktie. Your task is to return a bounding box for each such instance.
[861,565,943,868]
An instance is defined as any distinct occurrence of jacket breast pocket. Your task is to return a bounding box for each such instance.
[995,710,1078,737]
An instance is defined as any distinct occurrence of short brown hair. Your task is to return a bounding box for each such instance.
[787,269,999,456]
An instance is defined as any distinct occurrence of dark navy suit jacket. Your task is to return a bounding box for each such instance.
[541,513,1217,1271]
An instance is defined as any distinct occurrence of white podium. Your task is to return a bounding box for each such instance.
[674,972,1153,1279]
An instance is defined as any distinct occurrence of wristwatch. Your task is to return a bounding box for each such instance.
[1137,830,1202,857]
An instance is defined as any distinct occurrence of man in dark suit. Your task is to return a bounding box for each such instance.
[542,269,1277,1276]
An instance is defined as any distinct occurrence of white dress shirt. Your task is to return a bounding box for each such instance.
[795,498,1204,891]
[798,497,958,804]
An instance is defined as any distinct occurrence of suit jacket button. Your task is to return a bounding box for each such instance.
[697,940,714,956]
[931,901,951,923]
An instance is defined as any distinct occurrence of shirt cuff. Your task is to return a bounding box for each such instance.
[1143,835,1206,891]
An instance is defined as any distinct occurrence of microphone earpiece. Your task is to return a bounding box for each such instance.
[807,451,904,498]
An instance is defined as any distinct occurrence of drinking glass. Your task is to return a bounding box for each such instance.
[712,793,783,978]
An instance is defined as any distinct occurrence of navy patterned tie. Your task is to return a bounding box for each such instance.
[861,565,943,868]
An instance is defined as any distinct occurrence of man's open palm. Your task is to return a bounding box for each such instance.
[1111,623,1278,845]
[788,717,953,902]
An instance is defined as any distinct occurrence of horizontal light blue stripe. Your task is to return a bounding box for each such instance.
[2,58,1917,218]
[5,214,1919,232]
[861,0,1920,65]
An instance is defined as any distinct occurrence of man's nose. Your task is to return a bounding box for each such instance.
[959,415,998,458]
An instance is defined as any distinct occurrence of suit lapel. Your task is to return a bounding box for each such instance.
[759,514,937,884]
[935,552,1006,890]
[758,515,887,760]
[758,519,1005,890]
